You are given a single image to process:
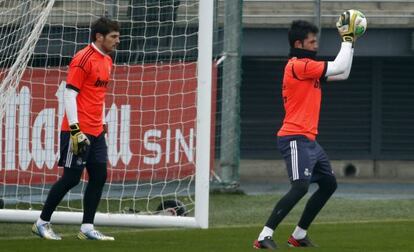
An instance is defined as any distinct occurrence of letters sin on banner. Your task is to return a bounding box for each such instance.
[0,63,217,184]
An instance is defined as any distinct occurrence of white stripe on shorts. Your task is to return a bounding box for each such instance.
[290,140,299,180]
[65,138,73,168]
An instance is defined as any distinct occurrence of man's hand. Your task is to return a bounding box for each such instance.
[103,124,108,135]
[336,10,357,43]
[69,123,90,155]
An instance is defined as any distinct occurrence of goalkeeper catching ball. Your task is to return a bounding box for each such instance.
[32,17,120,241]
[253,10,365,249]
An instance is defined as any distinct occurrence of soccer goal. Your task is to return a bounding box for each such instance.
[0,0,214,229]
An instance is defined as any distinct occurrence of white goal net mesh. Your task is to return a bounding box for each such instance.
[0,0,216,225]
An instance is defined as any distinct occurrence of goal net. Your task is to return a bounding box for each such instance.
[0,0,215,228]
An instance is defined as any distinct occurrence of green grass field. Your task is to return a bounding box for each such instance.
[1,192,414,251]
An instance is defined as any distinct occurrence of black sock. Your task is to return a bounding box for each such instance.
[297,176,337,229]
[265,180,309,229]
[40,168,82,221]
[82,163,107,224]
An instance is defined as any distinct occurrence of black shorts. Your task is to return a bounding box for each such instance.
[277,135,335,182]
[58,131,107,169]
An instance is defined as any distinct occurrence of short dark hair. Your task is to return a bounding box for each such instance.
[90,17,120,42]
[288,20,319,48]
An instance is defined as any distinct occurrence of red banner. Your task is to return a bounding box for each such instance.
[0,63,217,184]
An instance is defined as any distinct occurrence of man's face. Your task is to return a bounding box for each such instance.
[295,32,318,52]
[97,31,120,53]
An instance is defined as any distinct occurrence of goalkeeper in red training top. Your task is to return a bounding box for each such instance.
[253,11,364,249]
[32,17,120,241]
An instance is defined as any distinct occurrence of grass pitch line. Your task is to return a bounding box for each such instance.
[0,226,186,241]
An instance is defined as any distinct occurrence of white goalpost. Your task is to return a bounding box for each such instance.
[0,0,214,229]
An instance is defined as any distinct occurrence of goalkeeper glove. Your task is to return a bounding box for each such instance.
[336,10,357,43]
[69,123,90,155]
